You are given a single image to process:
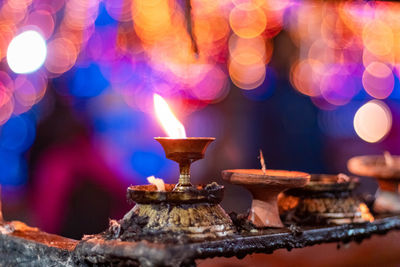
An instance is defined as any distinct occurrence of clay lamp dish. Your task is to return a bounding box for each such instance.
[348,155,400,192]
[127,183,224,205]
[348,154,400,213]
[347,155,400,179]
[280,174,373,225]
[222,169,310,228]
[287,174,359,195]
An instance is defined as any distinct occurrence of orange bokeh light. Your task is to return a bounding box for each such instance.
[45,37,78,75]
[363,20,394,56]
[229,5,267,39]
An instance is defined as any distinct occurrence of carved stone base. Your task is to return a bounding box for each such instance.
[129,202,234,240]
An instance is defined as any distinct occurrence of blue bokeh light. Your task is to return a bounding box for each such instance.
[0,149,27,186]
[0,115,36,152]
[70,64,109,98]
[130,150,166,178]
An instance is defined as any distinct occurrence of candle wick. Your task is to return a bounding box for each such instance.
[259,149,267,174]
[384,151,394,167]
[337,173,350,183]
[147,176,166,191]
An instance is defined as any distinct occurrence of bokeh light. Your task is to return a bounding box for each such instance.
[7,30,47,74]
[353,100,392,143]
[362,62,394,99]
[45,38,78,75]
[229,5,267,39]
[290,59,321,97]
[1,0,400,193]
[362,20,393,57]
[25,10,55,39]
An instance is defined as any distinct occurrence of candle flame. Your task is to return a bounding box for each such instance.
[153,94,186,138]
[147,176,166,191]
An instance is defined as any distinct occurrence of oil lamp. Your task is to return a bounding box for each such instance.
[348,153,400,213]
[279,174,374,225]
[113,94,235,241]
[222,169,310,228]
[152,94,214,191]
[221,151,310,228]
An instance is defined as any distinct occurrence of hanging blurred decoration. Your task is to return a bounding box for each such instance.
[0,0,399,186]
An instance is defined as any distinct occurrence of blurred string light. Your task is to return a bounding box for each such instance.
[228,0,283,90]
[288,2,400,106]
[287,2,400,141]
[2,0,400,186]
[7,30,47,74]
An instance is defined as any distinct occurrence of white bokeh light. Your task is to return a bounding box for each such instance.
[7,30,47,74]
[353,100,392,143]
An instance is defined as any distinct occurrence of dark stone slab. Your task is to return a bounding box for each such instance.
[1,216,400,266]
[75,215,400,266]
[0,222,77,266]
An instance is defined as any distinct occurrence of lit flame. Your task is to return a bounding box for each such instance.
[147,176,165,191]
[359,203,374,222]
[153,94,186,138]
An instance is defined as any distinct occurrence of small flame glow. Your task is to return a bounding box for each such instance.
[359,203,374,222]
[153,94,186,138]
[147,176,165,191]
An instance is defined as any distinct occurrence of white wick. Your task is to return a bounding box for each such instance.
[147,176,166,191]
[259,149,266,174]
[337,173,350,183]
[384,151,394,167]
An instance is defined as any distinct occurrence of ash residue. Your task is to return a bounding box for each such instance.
[229,212,257,233]
[288,224,303,236]
[204,182,220,191]
[101,211,190,244]
[186,182,221,195]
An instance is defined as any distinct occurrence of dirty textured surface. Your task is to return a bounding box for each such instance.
[0,221,77,266]
[120,182,235,242]
[100,203,234,243]
[1,216,400,266]
[76,215,400,266]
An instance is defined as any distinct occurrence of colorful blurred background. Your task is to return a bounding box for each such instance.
[1,0,400,264]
